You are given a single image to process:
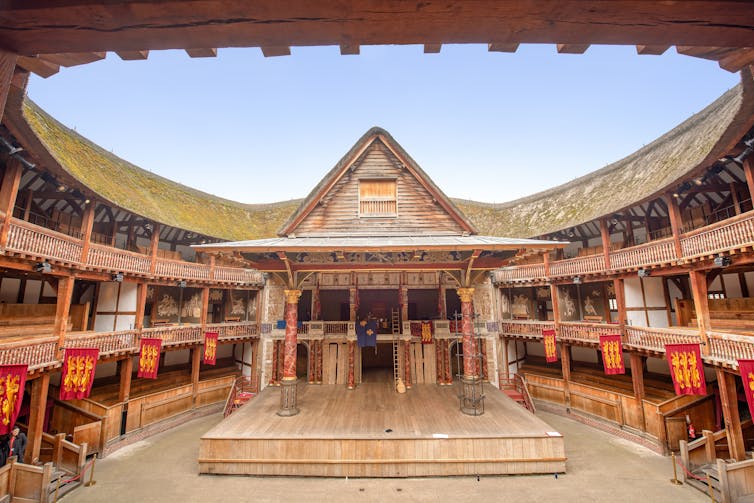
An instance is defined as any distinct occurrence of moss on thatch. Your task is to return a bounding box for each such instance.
[19,98,300,241]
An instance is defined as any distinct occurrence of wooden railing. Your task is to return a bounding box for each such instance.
[681,210,754,259]
[142,325,203,346]
[0,337,58,370]
[499,320,555,339]
[2,218,264,285]
[323,322,349,335]
[558,321,618,344]
[707,331,754,363]
[495,210,754,284]
[206,321,258,341]
[549,254,605,277]
[623,325,700,352]
[64,329,138,356]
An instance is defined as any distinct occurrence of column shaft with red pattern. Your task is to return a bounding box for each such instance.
[282,289,302,380]
[458,288,478,378]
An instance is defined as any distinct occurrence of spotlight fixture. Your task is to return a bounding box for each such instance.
[638,268,651,278]
[111,272,124,282]
[178,280,187,288]
[714,255,732,268]
[56,184,67,192]
[573,276,582,285]
[34,261,51,273]
[718,137,754,171]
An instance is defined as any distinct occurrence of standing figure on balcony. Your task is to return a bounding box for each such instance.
[7,426,26,463]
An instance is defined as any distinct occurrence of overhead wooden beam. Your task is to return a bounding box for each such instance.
[260,46,290,57]
[115,50,149,60]
[0,49,16,124]
[40,52,105,67]
[185,48,218,58]
[676,45,735,61]
[15,55,59,78]
[556,44,590,54]
[636,45,670,55]
[718,47,754,73]
[339,44,359,55]
[423,44,442,54]
[488,43,519,53]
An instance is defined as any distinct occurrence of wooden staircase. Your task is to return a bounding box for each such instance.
[499,373,536,413]
[391,309,402,390]
[223,376,257,417]
[687,463,723,501]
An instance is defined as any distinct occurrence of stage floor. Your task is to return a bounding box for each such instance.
[199,372,566,477]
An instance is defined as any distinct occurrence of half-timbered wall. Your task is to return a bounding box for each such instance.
[292,140,466,236]
[94,281,137,332]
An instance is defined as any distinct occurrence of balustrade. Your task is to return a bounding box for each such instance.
[707,331,754,364]
[0,337,57,370]
[6,219,82,264]
[64,329,138,356]
[558,321,618,344]
[681,211,754,259]
[142,325,203,346]
[499,320,555,338]
[206,321,258,341]
[549,254,605,277]
[609,238,676,270]
[623,326,700,352]
[88,244,152,275]
[323,322,349,335]
[493,263,546,283]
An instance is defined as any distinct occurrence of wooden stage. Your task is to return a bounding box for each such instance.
[198,371,566,477]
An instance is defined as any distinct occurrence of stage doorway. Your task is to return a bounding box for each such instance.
[361,342,393,383]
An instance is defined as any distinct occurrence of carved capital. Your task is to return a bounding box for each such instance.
[457,287,475,303]
[284,289,302,304]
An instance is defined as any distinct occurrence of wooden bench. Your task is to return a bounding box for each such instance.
[583,315,603,323]
[150,319,173,327]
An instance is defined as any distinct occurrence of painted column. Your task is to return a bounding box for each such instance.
[400,285,409,322]
[278,289,302,416]
[347,340,356,389]
[458,287,483,415]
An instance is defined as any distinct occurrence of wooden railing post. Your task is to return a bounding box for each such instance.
[629,353,647,432]
[149,222,160,274]
[664,193,684,258]
[27,373,50,464]
[191,346,201,406]
[134,282,148,331]
[613,278,627,331]
[118,356,133,403]
[79,199,96,263]
[0,158,22,247]
[689,269,711,355]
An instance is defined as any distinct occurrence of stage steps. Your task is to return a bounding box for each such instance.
[499,373,536,413]
[223,376,257,417]
[391,308,401,390]
[687,463,722,501]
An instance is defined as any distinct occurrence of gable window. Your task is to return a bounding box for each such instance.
[359,179,397,217]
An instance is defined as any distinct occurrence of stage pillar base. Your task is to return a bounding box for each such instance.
[277,378,299,417]
[460,376,485,416]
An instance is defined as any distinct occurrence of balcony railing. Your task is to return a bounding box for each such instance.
[2,217,263,286]
[495,210,754,284]
[64,329,139,357]
[558,321,619,344]
[0,337,58,370]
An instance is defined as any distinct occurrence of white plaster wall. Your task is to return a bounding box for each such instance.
[0,278,19,303]
[723,273,743,298]
[96,282,119,312]
[94,314,115,332]
[217,344,233,359]
[114,315,134,331]
[242,342,253,377]
[118,282,137,311]
[527,341,545,358]
[42,281,56,297]
[23,280,41,304]
[667,279,684,326]
[627,311,646,327]
[642,277,666,307]
[648,310,669,328]
[624,277,644,309]
[709,275,723,291]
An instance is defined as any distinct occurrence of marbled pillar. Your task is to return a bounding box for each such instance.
[278,289,302,417]
[458,287,478,378]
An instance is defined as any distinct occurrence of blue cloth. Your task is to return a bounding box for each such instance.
[276,319,286,329]
[357,320,378,347]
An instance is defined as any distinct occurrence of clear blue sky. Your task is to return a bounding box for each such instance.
[27,44,739,205]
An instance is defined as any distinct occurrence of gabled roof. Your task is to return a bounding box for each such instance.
[278,127,478,236]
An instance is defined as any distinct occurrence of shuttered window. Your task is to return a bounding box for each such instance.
[359,179,397,217]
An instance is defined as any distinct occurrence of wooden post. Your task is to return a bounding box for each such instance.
[79,200,96,263]
[560,344,572,410]
[731,182,742,215]
[349,287,357,322]
[134,282,148,330]
[613,278,627,331]
[400,285,409,322]
[55,276,75,356]
[279,289,302,416]
[716,368,746,461]
[191,346,201,406]
[550,284,561,330]
[689,270,711,355]
[0,50,17,125]
[743,158,754,202]
[599,217,611,269]
[26,373,50,464]
[118,356,133,402]
[347,340,355,389]
[543,251,551,277]
[665,193,684,258]
[200,287,209,327]
[22,188,32,221]
[0,158,22,247]
[148,222,160,274]
[500,337,510,379]
[630,353,647,431]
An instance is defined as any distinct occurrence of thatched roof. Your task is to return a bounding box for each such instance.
[453,68,754,238]
[3,89,300,242]
[4,67,753,243]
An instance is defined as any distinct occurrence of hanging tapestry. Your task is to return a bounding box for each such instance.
[666,344,706,396]
[739,360,754,421]
[204,332,219,365]
[0,365,26,434]
[421,321,433,344]
[60,348,99,400]
[137,338,162,379]
[543,329,558,363]
[599,334,625,375]
[356,320,377,348]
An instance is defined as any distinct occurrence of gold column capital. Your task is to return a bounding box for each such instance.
[457,287,475,303]
[284,289,302,304]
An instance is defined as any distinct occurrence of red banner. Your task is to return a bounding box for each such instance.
[599,334,625,375]
[204,332,218,365]
[543,329,558,363]
[666,344,706,396]
[138,338,162,379]
[0,365,27,434]
[421,321,433,344]
[60,348,99,400]
[739,360,754,422]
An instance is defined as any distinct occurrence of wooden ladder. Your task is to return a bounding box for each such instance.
[391,308,401,388]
